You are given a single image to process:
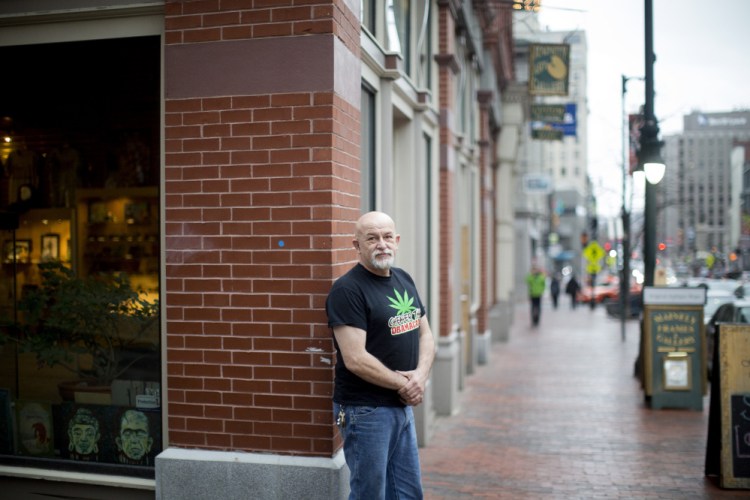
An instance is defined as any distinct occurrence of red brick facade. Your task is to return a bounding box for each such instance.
[437,2,458,339]
[163,0,360,457]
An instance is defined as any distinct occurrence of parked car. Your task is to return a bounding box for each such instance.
[701,278,742,296]
[604,291,642,319]
[704,298,750,379]
[734,282,750,299]
[578,274,642,305]
[703,290,737,325]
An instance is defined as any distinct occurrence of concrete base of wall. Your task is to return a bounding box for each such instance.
[433,331,460,416]
[476,329,491,365]
[489,301,513,342]
[457,329,466,390]
[466,318,478,375]
[156,448,349,500]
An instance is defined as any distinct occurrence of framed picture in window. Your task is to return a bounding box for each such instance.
[41,234,60,262]
[125,202,149,224]
[15,400,54,457]
[3,239,31,263]
[89,201,108,223]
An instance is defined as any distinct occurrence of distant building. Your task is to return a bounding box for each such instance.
[662,110,750,271]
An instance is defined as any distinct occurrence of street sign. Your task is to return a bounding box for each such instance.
[583,241,605,263]
[586,261,602,274]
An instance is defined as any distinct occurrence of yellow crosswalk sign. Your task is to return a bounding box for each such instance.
[583,241,605,263]
[586,261,602,274]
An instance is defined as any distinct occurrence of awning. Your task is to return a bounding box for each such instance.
[553,250,574,261]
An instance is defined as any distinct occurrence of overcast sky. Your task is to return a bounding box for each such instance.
[533,0,750,216]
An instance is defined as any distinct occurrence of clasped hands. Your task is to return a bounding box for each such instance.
[396,369,427,406]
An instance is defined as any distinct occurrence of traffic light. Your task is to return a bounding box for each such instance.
[657,242,666,251]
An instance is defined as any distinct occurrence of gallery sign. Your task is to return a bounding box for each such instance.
[642,286,707,410]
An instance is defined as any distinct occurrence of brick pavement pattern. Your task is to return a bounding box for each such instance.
[419,299,749,499]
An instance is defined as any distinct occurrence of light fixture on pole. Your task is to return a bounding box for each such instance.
[644,162,665,184]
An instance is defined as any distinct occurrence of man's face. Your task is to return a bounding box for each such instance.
[118,415,152,460]
[69,424,99,455]
[355,218,400,276]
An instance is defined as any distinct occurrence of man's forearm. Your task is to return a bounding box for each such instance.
[416,318,436,377]
[347,350,410,390]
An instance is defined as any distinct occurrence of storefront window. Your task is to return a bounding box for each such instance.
[0,36,161,476]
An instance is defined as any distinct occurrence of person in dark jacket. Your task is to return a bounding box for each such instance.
[550,273,561,309]
[565,274,581,309]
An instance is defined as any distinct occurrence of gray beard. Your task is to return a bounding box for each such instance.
[370,254,393,271]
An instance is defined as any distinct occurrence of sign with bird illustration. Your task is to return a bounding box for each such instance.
[528,43,570,96]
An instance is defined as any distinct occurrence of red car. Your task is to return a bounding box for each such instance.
[577,275,641,304]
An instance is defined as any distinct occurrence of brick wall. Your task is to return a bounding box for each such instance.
[437,2,457,338]
[163,0,360,457]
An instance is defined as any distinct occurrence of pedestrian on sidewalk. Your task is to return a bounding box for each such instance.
[326,211,436,499]
[550,273,561,309]
[526,265,546,325]
[565,273,581,309]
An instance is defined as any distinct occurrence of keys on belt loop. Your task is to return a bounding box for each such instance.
[336,407,346,428]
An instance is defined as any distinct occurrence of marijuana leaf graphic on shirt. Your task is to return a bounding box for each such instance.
[388,288,417,315]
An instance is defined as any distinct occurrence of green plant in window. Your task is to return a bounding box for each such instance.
[3,261,159,387]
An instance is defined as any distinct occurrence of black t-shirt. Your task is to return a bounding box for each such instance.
[326,263,425,406]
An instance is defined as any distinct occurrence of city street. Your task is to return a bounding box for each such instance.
[420,297,748,499]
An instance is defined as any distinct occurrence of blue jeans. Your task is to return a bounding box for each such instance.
[334,403,423,500]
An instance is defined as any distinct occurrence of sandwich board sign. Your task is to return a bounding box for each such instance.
[705,323,750,489]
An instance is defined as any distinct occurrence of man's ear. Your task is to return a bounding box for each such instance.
[352,238,360,252]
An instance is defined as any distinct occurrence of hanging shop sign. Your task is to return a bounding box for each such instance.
[530,104,564,140]
[530,104,565,122]
[528,43,570,96]
[530,103,577,140]
[629,113,644,174]
[554,103,577,136]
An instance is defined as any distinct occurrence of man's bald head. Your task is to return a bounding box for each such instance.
[353,211,400,276]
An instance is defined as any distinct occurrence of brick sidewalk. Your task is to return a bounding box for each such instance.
[419,299,748,499]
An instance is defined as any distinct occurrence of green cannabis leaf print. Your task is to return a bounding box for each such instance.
[388,288,417,315]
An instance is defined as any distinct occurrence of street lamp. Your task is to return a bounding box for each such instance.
[640,0,663,288]
[644,162,665,184]
[620,74,643,341]
[635,0,664,391]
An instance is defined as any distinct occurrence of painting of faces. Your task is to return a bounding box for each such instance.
[53,403,161,465]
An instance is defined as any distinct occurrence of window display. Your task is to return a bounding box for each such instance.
[0,35,161,476]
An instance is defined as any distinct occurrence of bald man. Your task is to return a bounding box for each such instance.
[326,211,435,499]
